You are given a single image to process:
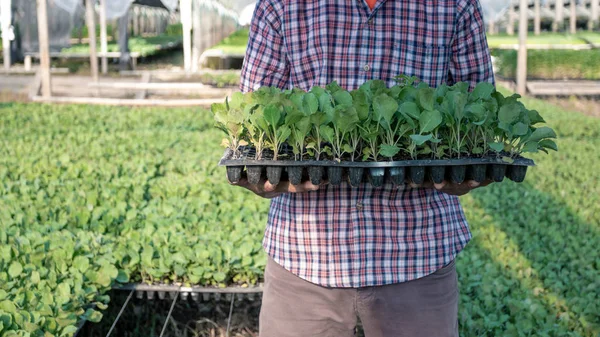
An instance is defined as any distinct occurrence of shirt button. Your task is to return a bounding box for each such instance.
[363,64,371,72]
[368,18,374,25]
[356,202,363,210]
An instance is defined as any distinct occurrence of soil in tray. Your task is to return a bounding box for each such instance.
[308,166,325,185]
[429,166,445,184]
[221,149,533,187]
[387,167,406,185]
[467,164,487,183]
[368,168,386,187]
[507,165,528,182]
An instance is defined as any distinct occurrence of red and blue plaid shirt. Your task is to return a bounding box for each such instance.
[240,0,494,287]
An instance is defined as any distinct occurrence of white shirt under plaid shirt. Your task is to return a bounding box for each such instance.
[240,0,495,287]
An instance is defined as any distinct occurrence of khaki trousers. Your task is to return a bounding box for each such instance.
[259,257,459,337]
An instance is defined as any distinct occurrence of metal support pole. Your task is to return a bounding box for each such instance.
[99,0,108,74]
[1,0,12,70]
[85,0,99,82]
[570,0,577,34]
[180,0,192,72]
[118,10,131,71]
[36,0,51,97]
[534,0,541,35]
[488,19,495,35]
[590,0,599,31]
[517,0,528,96]
[508,1,515,35]
[191,0,201,72]
[554,0,564,32]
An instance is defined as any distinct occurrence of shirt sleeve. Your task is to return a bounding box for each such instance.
[448,0,495,89]
[240,0,290,93]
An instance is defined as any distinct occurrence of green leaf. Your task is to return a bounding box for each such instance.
[470,82,495,101]
[417,87,435,111]
[83,309,103,323]
[213,272,227,282]
[527,109,545,124]
[528,126,557,142]
[263,104,282,128]
[379,145,401,158]
[72,256,90,273]
[8,262,23,279]
[373,94,398,126]
[115,270,129,283]
[512,122,529,136]
[399,102,420,119]
[302,93,319,116]
[502,156,515,164]
[0,300,17,314]
[333,91,353,106]
[319,125,335,143]
[410,134,433,146]
[60,325,79,337]
[445,91,468,121]
[522,141,540,153]
[342,144,354,154]
[538,139,558,151]
[334,106,359,134]
[228,92,244,110]
[489,142,504,152]
[419,109,442,133]
[498,103,521,124]
[466,103,487,125]
[277,126,291,143]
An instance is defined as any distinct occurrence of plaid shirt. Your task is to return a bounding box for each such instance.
[240,0,494,287]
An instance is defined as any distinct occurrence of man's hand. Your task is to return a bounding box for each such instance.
[231,178,325,199]
[409,180,493,196]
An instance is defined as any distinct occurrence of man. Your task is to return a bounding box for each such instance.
[236,0,494,336]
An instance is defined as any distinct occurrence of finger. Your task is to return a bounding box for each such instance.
[434,181,448,190]
[409,182,421,188]
[264,180,278,192]
[467,180,480,188]
[480,180,493,187]
[230,177,249,186]
[303,181,321,191]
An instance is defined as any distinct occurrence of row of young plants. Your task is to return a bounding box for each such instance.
[0,104,268,337]
[212,77,557,162]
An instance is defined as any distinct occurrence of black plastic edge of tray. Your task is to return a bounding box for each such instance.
[218,148,536,167]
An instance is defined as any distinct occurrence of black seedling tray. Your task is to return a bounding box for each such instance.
[219,148,535,187]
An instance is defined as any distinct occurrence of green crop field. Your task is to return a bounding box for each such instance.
[485,33,596,48]
[0,93,598,336]
[492,49,600,80]
[206,28,249,55]
[202,30,600,58]
[61,35,183,57]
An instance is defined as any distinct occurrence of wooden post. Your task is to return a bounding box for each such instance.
[1,0,11,70]
[180,0,192,72]
[36,0,51,97]
[534,0,541,35]
[99,0,108,74]
[133,6,139,36]
[570,0,577,34]
[85,0,99,82]
[517,0,528,96]
[508,1,515,35]
[554,0,564,32]
[488,18,496,35]
[591,0,599,31]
